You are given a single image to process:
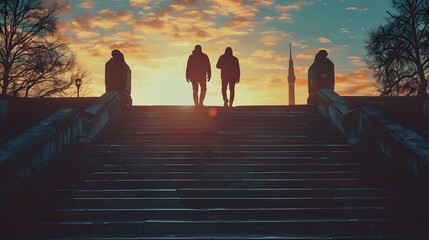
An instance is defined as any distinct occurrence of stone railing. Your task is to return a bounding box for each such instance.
[79,91,121,143]
[0,91,122,207]
[316,89,429,190]
[315,89,360,144]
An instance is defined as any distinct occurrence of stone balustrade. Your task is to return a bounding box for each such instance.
[316,89,429,191]
[0,91,122,207]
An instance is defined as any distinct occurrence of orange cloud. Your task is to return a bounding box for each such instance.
[263,16,274,23]
[78,0,98,9]
[260,35,281,46]
[226,17,257,28]
[209,0,260,29]
[60,10,134,32]
[250,50,286,61]
[171,5,187,11]
[250,0,275,6]
[276,1,314,13]
[317,37,331,43]
[296,54,314,60]
[75,31,100,39]
[294,66,309,75]
[335,68,377,96]
[216,37,240,44]
[347,56,366,66]
[278,13,292,21]
[130,5,249,42]
[130,0,152,7]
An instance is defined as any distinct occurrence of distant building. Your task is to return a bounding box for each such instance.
[288,43,296,105]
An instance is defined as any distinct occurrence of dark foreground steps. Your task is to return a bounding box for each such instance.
[1,105,428,239]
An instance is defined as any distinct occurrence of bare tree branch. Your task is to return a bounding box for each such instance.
[366,0,429,96]
[0,0,83,97]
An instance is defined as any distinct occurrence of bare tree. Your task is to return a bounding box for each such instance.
[366,0,429,96]
[0,0,81,97]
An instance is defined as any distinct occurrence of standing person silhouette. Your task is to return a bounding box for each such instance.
[186,45,211,107]
[216,47,240,107]
[307,49,334,104]
[105,49,132,106]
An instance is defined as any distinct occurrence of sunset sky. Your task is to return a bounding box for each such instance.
[58,0,394,106]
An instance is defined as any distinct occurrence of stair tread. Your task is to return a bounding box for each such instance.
[2,105,427,238]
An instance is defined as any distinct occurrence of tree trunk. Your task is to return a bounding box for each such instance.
[418,76,428,95]
[1,72,8,95]
[416,63,428,95]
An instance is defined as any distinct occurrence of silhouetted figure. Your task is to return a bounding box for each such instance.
[186,45,211,107]
[216,47,240,107]
[307,50,334,104]
[105,49,132,106]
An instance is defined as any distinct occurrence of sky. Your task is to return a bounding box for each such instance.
[57,0,394,106]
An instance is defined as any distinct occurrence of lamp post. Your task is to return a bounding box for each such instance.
[75,78,82,98]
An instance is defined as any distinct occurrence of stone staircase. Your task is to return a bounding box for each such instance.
[1,106,429,239]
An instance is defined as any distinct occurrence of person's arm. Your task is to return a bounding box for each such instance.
[186,56,191,82]
[236,58,240,83]
[308,65,313,94]
[105,62,111,92]
[216,56,222,69]
[206,55,211,81]
[330,62,335,90]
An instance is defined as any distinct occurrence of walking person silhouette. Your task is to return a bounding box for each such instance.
[216,47,240,107]
[186,45,211,107]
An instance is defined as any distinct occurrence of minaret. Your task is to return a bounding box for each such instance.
[288,43,296,105]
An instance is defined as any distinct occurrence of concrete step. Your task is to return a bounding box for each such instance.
[3,207,428,222]
[76,144,367,152]
[23,188,403,198]
[1,219,429,238]
[99,139,347,145]
[10,196,422,209]
[2,105,427,238]
[66,151,374,159]
[40,171,387,181]
[51,163,381,173]
[58,156,379,166]
[30,178,393,190]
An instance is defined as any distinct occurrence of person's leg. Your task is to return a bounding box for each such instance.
[229,81,236,107]
[221,78,228,107]
[191,80,199,106]
[199,78,207,106]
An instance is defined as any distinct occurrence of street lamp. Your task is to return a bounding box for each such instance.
[75,78,82,98]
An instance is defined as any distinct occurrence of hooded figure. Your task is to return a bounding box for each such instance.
[186,45,211,107]
[105,49,132,105]
[307,50,334,104]
[216,47,240,107]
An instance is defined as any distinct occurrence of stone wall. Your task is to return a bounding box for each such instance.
[0,91,122,207]
[316,89,429,191]
[344,95,429,128]
[0,95,98,134]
